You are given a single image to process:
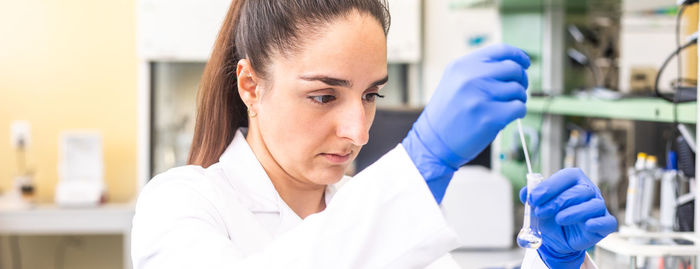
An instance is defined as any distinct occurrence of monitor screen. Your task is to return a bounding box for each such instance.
[354,108,491,173]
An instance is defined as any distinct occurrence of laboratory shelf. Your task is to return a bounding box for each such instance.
[526,96,697,124]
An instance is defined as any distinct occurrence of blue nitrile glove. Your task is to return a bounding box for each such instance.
[402,44,530,203]
[518,168,618,268]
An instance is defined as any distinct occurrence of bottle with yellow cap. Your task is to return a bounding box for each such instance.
[635,152,648,170]
[625,152,647,227]
[640,155,659,227]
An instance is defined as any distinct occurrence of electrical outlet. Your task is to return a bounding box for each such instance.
[10,120,31,149]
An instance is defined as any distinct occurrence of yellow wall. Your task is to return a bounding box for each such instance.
[0,0,138,203]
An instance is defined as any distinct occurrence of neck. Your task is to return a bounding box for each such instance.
[245,125,326,219]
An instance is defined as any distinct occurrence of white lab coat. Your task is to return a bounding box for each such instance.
[131,129,597,268]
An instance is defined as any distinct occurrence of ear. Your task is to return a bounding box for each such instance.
[236,59,260,112]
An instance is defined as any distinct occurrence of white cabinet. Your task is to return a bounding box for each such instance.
[138,0,230,61]
[386,0,422,63]
[138,0,421,63]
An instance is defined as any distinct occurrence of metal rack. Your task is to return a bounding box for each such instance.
[495,0,700,266]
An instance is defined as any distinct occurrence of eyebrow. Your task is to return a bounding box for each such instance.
[369,75,390,89]
[299,74,389,89]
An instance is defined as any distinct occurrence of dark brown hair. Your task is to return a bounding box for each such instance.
[188,0,391,167]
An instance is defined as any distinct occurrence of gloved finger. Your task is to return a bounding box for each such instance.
[585,214,618,236]
[488,60,528,87]
[555,198,607,226]
[484,80,527,102]
[519,186,527,204]
[479,43,531,69]
[530,168,584,206]
[488,100,526,129]
[534,184,596,218]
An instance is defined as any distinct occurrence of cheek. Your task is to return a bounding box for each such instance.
[365,105,376,130]
[258,91,331,163]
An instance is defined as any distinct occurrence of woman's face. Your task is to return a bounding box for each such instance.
[251,11,387,186]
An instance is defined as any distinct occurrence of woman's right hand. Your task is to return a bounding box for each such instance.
[402,44,530,203]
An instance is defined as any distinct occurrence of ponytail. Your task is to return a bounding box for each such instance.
[187,0,247,167]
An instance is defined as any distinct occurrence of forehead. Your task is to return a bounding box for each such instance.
[271,11,388,79]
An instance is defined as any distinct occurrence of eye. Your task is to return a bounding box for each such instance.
[309,95,336,104]
[363,93,385,103]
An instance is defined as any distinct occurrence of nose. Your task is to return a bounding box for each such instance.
[336,100,370,146]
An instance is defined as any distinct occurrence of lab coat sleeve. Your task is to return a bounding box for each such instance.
[521,249,598,269]
[131,168,250,269]
[132,145,460,269]
[239,144,461,268]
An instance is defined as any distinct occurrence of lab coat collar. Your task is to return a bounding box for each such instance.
[218,129,342,224]
[219,129,286,215]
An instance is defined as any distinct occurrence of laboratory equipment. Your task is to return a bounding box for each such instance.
[625,148,692,233]
[639,155,661,227]
[517,172,544,249]
[653,30,698,102]
[566,129,622,189]
[625,153,647,227]
[522,168,616,267]
[515,119,543,249]
[441,166,512,249]
[563,129,581,168]
[660,152,679,232]
[678,134,696,178]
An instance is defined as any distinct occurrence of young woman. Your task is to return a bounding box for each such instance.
[131,0,617,268]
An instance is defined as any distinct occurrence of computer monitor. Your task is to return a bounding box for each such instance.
[354,107,491,173]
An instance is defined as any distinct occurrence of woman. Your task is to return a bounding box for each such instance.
[131,0,617,268]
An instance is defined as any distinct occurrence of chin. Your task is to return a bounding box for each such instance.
[309,167,347,185]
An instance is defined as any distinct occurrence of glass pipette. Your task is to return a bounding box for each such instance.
[515,119,543,249]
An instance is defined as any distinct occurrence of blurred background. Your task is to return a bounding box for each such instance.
[0,0,698,268]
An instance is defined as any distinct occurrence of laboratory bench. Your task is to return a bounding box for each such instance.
[0,203,524,269]
[595,231,700,269]
[0,203,135,269]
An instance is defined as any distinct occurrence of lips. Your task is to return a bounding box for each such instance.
[320,152,352,164]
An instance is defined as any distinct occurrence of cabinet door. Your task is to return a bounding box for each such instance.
[139,0,230,61]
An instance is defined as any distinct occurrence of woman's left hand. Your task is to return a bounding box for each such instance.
[519,168,618,269]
